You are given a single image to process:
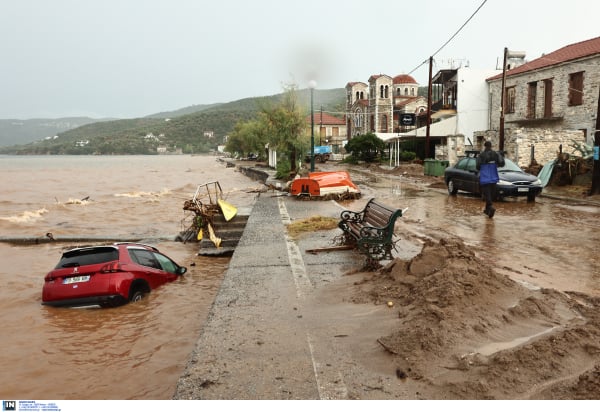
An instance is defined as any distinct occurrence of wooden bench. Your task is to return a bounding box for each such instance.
[338,198,403,266]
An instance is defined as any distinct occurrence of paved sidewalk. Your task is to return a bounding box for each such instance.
[173,192,380,399]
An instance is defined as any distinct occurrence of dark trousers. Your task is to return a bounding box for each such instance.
[481,183,496,212]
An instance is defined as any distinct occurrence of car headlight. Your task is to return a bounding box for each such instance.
[534,178,542,185]
[498,179,512,186]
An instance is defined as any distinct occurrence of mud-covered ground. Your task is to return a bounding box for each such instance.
[347,237,600,399]
[329,162,600,399]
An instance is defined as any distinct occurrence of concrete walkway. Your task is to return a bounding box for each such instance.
[173,191,377,399]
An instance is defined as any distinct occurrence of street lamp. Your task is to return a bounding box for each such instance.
[308,80,317,172]
[500,47,526,151]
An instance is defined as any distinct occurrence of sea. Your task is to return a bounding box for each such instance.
[0,155,261,399]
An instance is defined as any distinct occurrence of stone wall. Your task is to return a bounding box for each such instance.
[473,128,585,168]
[488,55,600,144]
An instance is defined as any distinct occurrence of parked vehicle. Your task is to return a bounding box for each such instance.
[42,243,187,308]
[305,145,332,163]
[444,155,543,202]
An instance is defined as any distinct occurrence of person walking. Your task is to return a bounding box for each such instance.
[476,141,505,218]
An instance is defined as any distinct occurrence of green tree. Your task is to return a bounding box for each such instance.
[226,118,269,158]
[260,85,308,172]
[345,132,386,162]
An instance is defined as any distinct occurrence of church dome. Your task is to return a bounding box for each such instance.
[393,74,418,84]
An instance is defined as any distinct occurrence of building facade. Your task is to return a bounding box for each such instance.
[345,74,427,138]
[485,36,600,167]
[305,112,347,154]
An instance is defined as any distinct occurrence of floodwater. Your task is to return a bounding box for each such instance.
[354,169,600,296]
[0,155,260,399]
[2,156,599,400]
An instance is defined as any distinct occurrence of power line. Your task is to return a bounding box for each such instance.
[408,0,488,75]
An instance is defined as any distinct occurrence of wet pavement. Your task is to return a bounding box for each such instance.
[173,162,600,399]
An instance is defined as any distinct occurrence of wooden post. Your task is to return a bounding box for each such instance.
[425,56,433,159]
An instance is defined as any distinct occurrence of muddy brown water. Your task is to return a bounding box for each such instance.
[0,155,259,399]
[350,168,600,296]
[2,156,599,399]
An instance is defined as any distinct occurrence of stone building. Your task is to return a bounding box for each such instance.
[305,112,346,154]
[484,36,600,167]
[345,74,427,138]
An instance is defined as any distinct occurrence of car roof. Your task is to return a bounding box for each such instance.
[63,242,159,255]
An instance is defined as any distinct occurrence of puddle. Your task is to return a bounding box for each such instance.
[556,203,600,214]
[475,326,559,356]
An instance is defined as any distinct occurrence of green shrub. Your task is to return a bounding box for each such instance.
[275,158,291,179]
[400,151,416,161]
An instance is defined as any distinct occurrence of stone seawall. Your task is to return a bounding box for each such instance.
[217,158,272,184]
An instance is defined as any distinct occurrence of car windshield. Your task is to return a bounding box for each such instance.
[56,247,119,268]
[498,158,525,172]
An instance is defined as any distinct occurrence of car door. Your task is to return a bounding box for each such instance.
[128,248,171,288]
[463,157,480,193]
[452,158,478,192]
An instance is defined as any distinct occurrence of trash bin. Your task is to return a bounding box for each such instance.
[424,159,449,177]
[423,159,433,176]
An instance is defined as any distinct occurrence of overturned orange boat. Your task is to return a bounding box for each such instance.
[289,171,361,199]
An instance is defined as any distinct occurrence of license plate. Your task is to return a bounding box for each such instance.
[517,187,529,192]
[63,275,90,284]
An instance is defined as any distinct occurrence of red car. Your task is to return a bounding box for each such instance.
[42,243,187,308]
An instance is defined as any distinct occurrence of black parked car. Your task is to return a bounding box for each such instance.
[444,155,543,202]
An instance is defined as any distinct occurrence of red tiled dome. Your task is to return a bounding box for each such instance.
[393,74,417,84]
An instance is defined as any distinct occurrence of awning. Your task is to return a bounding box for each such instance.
[379,116,458,142]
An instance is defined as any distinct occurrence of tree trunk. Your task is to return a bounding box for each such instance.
[290,146,297,173]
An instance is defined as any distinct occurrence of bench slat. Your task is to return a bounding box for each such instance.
[338,198,403,263]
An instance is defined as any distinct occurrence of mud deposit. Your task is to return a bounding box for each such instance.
[349,237,600,399]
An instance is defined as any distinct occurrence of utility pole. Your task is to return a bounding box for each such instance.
[320,106,323,145]
[425,56,433,159]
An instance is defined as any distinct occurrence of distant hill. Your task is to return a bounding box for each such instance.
[145,103,223,119]
[0,117,115,147]
[0,88,347,155]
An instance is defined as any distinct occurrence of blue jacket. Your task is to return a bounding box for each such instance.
[476,149,505,185]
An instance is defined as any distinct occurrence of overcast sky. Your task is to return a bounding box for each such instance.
[2,0,599,119]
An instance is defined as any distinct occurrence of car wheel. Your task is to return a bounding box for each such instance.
[447,179,458,195]
[130,290,145,303]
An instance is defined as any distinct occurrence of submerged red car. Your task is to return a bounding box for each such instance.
[42,243,187,308]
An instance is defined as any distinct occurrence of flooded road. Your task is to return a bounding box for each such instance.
[346,167,600,296]
[367,170,600,296]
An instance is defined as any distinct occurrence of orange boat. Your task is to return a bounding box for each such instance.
[289,171,361,198]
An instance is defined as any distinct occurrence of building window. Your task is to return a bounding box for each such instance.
[385,85,389,98]
[543,79,553,118]
[505,86,516,114]
[404,87,409,95]
[355,91,360,101]
[569,71,584,106]
[370,115,375,131]
[380,85,384,98]
[527,82,537,119]
[382,114,388,132]
[411,87,415,96]
[396,87,401,96]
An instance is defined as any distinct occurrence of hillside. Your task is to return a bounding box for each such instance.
[0,88,347,155]
[0,117,115,147]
